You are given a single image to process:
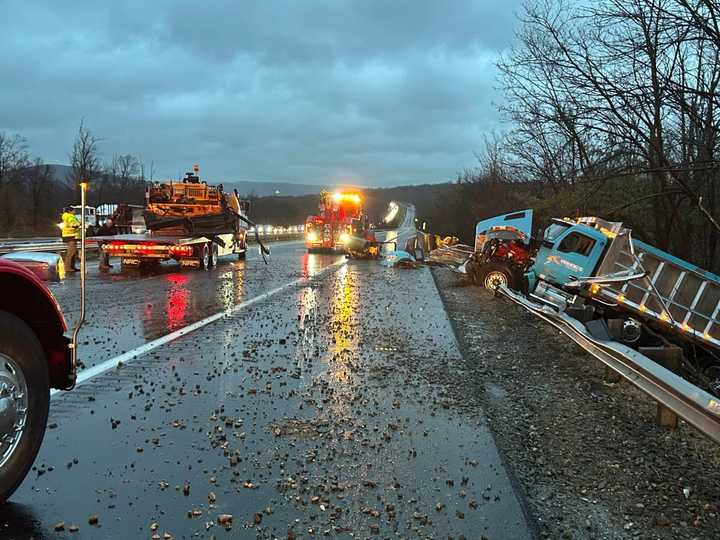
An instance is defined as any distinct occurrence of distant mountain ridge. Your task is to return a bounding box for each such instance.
[223,181,335,197]
[41,163,335,197]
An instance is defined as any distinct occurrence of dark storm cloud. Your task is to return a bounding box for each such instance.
[1,0,522,186]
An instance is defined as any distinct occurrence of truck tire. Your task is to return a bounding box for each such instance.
[237,249,246,261]
[209,244,218,267]
[477,263,518,291]
[0,311,50,503]
[199,243,210,270]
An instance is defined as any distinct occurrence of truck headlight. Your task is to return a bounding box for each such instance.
[339,233,350,244]
[307,231,318,242]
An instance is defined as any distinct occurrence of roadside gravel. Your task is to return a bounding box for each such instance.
[432,268,720,540]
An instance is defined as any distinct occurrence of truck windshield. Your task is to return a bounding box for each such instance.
[544,222,570,242]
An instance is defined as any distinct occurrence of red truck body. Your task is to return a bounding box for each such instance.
[0,259,73,389]
[305,191,363,252]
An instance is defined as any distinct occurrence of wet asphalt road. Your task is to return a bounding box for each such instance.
[49,241,340,371]
[1,240,533,539]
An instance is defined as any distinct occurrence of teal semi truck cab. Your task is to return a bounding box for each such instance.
[471,212,720,396]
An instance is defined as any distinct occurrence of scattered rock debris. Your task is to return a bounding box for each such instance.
[434,268,720,540]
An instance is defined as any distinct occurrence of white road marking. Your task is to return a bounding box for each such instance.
[52,257,346,395]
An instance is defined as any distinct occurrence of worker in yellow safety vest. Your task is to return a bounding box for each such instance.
[60,206,80,272]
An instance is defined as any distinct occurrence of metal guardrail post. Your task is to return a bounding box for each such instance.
[640,346,682,428]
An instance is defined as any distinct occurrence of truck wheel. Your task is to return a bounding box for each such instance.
[199,243,210,270]
[209,244,218,267]
[0,311,50,503]
[478,263,518,291]
[705,365,720,398]
[237,249,246,261]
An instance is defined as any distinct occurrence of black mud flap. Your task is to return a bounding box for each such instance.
[585,319,612,341]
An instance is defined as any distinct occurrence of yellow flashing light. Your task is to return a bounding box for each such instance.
[660,312,670,322]
[704,332,712,340]
[79,182,88,191]
[589,284,601,295]
[682,323,692,332]
[617,294,625,303]
[332,192,362,205]
[639,304,646,312]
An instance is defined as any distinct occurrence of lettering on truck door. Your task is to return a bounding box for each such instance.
[538,229,606,286]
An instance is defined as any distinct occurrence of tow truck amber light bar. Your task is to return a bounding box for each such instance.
[332,192,362,204]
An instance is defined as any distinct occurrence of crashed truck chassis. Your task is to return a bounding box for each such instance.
[498,285,720,444]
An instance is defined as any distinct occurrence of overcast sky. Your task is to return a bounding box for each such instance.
[1,1,522,186]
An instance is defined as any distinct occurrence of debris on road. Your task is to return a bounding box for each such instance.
[382,249,417,268]
[426,243,474,269]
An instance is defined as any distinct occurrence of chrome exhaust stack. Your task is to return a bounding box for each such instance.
[69,182,88,387]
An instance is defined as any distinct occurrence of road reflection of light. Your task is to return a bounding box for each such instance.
[327,265,357,385]
[303,252,322,277]
[294,285,318,375]
[217,266,246,312]
[165,273,189,331]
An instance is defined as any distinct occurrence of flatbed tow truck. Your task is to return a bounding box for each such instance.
[92,166,266,269]
[100,231,245,269]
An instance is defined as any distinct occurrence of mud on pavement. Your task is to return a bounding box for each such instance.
[432,267,720,540]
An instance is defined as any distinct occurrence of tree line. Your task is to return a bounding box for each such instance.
[453,0,720,271]
[0,123,148,237]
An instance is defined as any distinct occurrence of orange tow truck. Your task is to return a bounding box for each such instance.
[304,190,363,253]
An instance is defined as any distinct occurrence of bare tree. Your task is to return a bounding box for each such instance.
[116,154,140,189]
[67,120,100,194]
[140,159,155,183]
[0,132,29,189]
[25,159,52,230]
[498,0,720,250]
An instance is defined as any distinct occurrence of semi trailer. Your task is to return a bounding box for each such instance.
[92,166,268,269]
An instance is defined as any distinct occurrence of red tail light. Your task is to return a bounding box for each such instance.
[169,245,193,257]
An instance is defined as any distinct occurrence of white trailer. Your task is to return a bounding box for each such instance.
[94,230,247,270]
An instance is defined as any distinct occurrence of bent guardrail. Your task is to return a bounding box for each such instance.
[498,285,720,444]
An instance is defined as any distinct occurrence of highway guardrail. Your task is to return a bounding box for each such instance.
[498,285,720,444]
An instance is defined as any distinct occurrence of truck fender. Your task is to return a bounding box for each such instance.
[0,271,73,390]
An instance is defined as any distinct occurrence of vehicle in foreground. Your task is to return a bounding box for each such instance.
[0,183,88,503]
